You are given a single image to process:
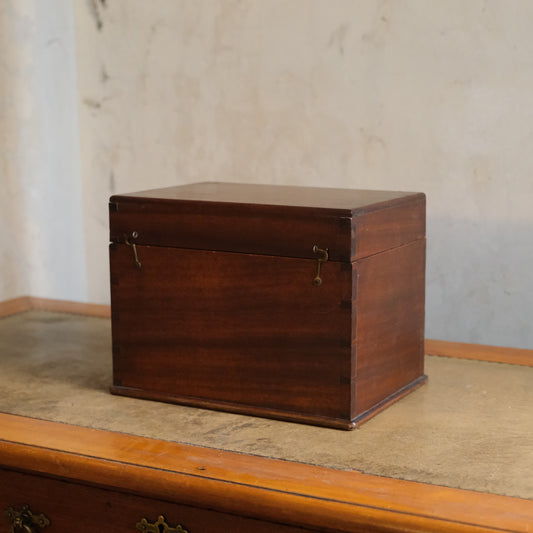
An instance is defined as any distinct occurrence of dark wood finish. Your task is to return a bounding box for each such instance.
[0,468,310,533]
[110,198,353,262]
[110,243,354,428]
[110,182,426,429]
[353,193,426,260]
[1,413,531,532]
[110,182,425,262]
[2,297,530,367]
[354,239,426,417]
[112,181,421,211]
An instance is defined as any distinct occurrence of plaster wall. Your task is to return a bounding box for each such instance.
[74,1,533,349]
[0,0,87,302]
[1,1,532,349]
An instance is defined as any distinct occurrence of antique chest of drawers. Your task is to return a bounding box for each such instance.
[1,466,309,533]
[109,182,426,429]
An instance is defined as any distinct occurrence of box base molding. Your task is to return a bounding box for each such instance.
[352,374,428,427]
[111,374,427,431]
[110,385,358,430]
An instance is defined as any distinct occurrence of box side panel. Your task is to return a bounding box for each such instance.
[110,244,353,421]
[110,202,352,262]
[350,264,358,419]
[352,194,425,260]
[353,238,426,416]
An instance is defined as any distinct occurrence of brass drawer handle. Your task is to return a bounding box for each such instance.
[136,515,189,533]
[4,505,50,533]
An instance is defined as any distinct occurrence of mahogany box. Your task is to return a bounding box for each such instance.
[109,182,426,430]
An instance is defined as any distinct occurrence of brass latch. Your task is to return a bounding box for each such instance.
[125,231,142,269]
[312,245,329,286]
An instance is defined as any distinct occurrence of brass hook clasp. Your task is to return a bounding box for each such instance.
[125,231,142,269]
[312,245,329,286]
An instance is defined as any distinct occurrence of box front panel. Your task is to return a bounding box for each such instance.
[110,244,353,420]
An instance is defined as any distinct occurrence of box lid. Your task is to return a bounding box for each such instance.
[109,182,425,261]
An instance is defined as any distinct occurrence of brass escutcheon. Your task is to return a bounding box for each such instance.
[136,515,190,533]
[4,505,50,533]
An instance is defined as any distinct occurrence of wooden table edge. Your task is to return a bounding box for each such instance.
[1,298,532,531]
[0,413,531,533]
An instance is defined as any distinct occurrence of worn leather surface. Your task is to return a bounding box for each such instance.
[0,311,532,498]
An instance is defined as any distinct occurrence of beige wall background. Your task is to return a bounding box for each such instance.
[1,0,532,349]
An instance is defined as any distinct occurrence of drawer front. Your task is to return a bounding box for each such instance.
[0,468,312,533]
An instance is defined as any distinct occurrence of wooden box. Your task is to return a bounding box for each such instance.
[109,182,426,429]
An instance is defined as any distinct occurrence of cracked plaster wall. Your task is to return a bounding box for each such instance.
[1,1,532,349]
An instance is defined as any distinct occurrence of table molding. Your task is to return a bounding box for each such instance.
[0,296,111,319]
[425,338,532,367]
[0,413,531,532]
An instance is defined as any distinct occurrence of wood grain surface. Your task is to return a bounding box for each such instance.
[1,467,309,533]
[110,243,354,426]
[110,182,425,262]
[0,297,527,367]
[109,182,426,428]
[111,181,420,212]
[425,339,533,366]
[353,239,426,417]
[0,413,531,533]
